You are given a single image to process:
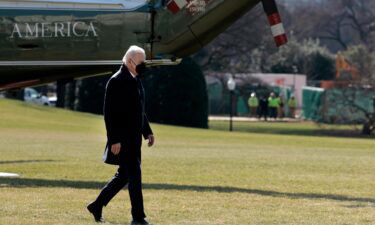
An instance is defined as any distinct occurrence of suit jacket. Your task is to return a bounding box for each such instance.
[102,64,153,165]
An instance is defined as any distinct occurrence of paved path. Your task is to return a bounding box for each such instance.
[209,116,301,122]
[0,172,20,177]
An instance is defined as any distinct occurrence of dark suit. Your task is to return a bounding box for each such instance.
[94,64,153,221]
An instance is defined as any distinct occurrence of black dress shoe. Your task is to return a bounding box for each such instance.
[87,201,104,223]
[131,218,153,225]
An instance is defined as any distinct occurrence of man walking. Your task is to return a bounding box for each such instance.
[87,45,155,225]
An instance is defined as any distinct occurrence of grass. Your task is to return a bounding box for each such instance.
[0,98,375,225]
[209,120,368,138]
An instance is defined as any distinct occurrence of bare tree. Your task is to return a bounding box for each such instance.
[320,45,375,134]
[194,3,289,73]
[344,0,375,50]
[291,0,375,51]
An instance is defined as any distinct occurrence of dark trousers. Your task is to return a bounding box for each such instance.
[269,107,277,119]
[94,137,146,220]
[258,107,268,121]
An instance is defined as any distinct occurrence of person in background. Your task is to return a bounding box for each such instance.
[248,92,259,118]
[268,92,279,120]
[288,95,297,118]
[258,95,269,121]
[277,94,284,119]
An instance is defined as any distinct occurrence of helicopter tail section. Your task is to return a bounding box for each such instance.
[261,0,288,47]
[152,0,287,58]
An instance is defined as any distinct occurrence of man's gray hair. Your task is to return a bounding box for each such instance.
[123,45,146,64]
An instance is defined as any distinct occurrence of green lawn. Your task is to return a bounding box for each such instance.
[209,120,366,138]
[0,99,374,225]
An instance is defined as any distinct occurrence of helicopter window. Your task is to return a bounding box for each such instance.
[25,90,31,98]
[29,89,38,98]
[25,88,38,98]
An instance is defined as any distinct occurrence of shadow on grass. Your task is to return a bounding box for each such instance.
[1,177,374,204]
[0,160,57,164]
[344,204,375,208]
[209,122,375,139]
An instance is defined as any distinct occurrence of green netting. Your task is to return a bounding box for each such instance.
[207,81,224,115]
[302,87,324,121]
[207,82,223,100]
[237,96,249,116]
[302,87,375,124]
[323,89,374,123]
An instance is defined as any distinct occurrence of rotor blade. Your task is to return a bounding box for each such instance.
[261,0,288,47]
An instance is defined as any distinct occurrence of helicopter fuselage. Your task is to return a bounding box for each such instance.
[0,0,262,90]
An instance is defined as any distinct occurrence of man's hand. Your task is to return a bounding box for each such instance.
[147,135,155,147]
[111,143,121,155]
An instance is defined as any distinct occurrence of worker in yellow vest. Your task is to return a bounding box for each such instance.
[288,96,297,118]
[268,92,279,119]
[277,94,284,119]
[248,92,259,117]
